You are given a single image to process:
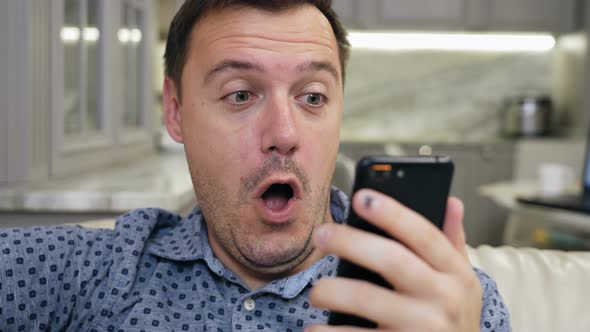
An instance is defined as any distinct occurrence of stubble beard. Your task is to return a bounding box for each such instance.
[190,154,333,278]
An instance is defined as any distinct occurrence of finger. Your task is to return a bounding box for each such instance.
[352,189,467,274]
[309,278,428,329]
[442,197,469,259]
[313,222,439,295]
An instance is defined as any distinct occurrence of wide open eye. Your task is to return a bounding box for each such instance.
[299,93,326,107]
[225,91,253,105]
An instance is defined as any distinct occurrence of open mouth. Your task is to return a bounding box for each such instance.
[261,183,295,212]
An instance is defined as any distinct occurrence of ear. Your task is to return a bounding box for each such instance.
[163,77,184,143]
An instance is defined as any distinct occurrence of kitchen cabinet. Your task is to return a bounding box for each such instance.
[332,0,580,33]
[483,0,579,33]
[337,141,516,246]
[332,0,466,30]
[481,182,590,250]
[368,0,467,30]
[330,0,374,29]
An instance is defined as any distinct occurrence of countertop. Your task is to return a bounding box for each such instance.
[0,152,195,214]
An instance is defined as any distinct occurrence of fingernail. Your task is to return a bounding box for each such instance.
[362,191,380,210]
[314,224,331,246]
[363,194,373,208]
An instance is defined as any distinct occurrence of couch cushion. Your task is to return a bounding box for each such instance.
[469,245,590,332]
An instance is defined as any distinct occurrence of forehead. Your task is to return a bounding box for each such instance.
[185,4,340,77]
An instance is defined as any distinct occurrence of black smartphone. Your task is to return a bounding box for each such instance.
[328,155,454,327]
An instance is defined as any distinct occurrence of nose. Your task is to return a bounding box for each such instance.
[260,95,300,156]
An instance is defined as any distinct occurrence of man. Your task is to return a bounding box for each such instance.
[0,0,510,331]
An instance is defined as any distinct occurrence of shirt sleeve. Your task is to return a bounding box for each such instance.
[0,225,114,331]
[475,267,512,332]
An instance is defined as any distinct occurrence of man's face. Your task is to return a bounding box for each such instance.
[165,4,343,277]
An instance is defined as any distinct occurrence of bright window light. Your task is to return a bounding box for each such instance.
[61,27,100,43]
[348,31,556,52]
[118,28,130,44]
[82,27,100,43]
[118,28,142,44]
[130,28,142,43]
[61,27,80,43]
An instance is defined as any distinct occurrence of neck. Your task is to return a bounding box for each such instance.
[207,209,336,291]
[207,228,331,291]
[245,245,327,291]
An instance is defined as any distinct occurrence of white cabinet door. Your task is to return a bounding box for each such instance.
[485,0,578,32]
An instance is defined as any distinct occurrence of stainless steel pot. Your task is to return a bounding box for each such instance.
[500,94,552,137]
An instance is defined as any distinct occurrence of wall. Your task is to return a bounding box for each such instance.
[0,2,9,184]
[338,47,584,246]
[341,49,554,142]
[0,1,31,186]
[552,33,588,136]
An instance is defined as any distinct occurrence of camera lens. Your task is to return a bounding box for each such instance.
[371,169,390,181]
[397,169,405,178]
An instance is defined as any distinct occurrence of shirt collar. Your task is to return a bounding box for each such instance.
[144,207,205,261]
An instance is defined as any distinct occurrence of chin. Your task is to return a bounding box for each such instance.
[238,229,314,272]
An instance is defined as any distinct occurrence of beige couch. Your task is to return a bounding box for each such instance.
[79,219,590,332]
[468,245,590,332]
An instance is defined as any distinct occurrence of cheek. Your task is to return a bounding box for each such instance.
[182,105,257,188]
[303,115,341,183]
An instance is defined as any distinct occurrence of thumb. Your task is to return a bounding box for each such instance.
[442,196,468,259]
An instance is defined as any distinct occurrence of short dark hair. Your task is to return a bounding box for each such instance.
[164,0,350,99]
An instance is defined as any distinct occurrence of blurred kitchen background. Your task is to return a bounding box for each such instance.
[1,0,590,250]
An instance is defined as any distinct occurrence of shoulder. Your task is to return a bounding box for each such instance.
[107,207,186,254]
[0,225,114,257]
[0,207,185,263]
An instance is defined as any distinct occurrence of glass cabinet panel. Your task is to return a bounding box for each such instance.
[63,0,82,135]
[121,2,144,129]
[61,0,103,138]
[85,0,101,133]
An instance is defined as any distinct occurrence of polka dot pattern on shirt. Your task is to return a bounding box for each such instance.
[0,187,511,331]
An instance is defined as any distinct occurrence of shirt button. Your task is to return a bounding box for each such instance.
[243,298,256,311]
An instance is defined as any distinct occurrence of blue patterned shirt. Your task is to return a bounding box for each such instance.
[0,187,510,331]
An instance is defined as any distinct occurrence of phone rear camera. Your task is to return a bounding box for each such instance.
[370,169,391,181]
[397,169,405,178]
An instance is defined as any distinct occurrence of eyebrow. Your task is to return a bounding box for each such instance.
[296,61,340,83]
[204,60,265,84]
[203,59,340,84]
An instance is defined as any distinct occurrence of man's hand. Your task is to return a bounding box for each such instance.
[307,189,482,331]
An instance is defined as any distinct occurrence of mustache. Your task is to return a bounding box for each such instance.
[239,154,311,199]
